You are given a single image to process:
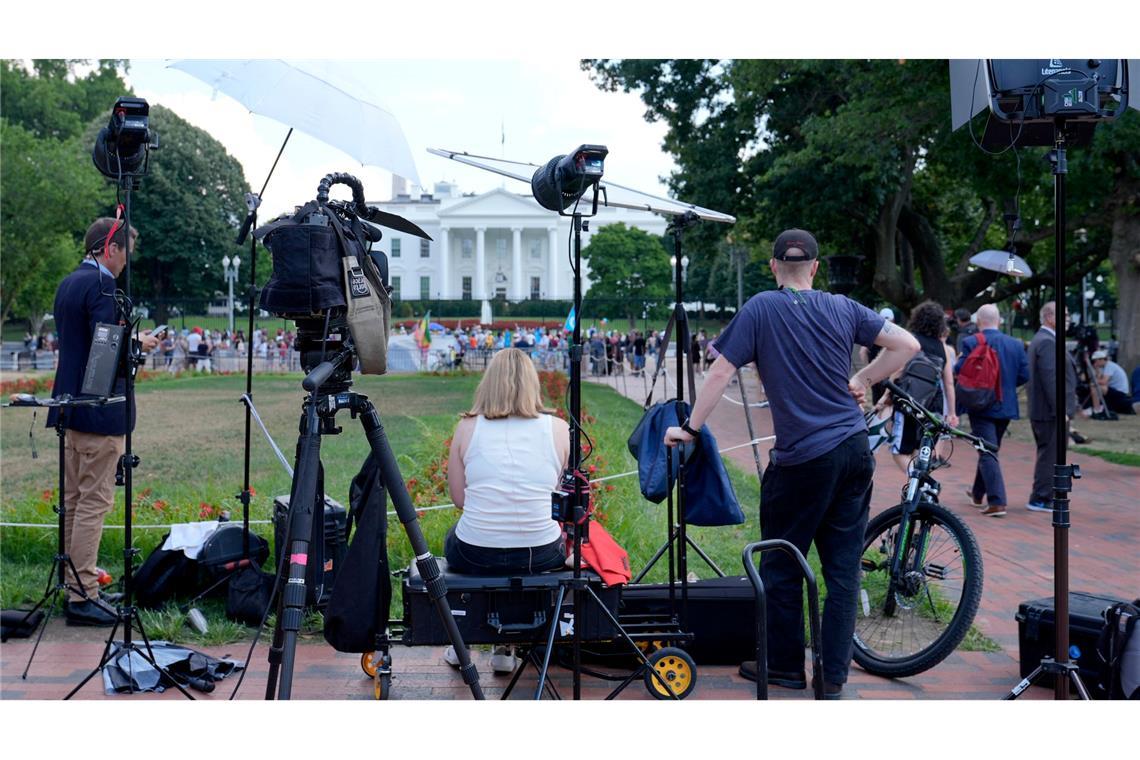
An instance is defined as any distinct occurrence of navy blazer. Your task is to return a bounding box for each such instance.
[46,263,132,436]
[954,328,1029,420]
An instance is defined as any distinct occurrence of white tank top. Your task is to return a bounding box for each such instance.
[454,414,564,548]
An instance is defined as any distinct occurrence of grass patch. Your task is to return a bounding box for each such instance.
[1072,447,1140,467]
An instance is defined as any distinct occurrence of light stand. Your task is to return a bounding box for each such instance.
[1005,120,1091,701]
[67,172,194,700]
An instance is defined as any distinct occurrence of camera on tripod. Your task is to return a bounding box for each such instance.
[92,97,159,180]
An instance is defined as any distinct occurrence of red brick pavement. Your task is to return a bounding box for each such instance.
[1,366,1133,702]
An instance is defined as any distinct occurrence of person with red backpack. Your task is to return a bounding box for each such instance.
[953,303,1029,517]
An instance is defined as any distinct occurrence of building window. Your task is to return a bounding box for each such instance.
[461,239,473,259]
[391,238,401,258]
[530,240,542,259]
[420,276,430,300]
[530,277,541,300]
[462,276,472,301]
[420,239,430,258]
[495,287,507,301]
[391,276,401,298]
[496,238,507,256]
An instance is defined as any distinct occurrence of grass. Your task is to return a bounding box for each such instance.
[0,370,994,654]
[1072,447,1140,467]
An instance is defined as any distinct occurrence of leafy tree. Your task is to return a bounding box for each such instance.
[0,59,120,331]
[582,59,1139,364]
[114,104,257,321]
[582,223,673,329]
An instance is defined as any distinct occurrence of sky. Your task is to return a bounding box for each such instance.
[125,59,674,215]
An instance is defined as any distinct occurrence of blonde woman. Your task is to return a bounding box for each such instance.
[444,348,570,575]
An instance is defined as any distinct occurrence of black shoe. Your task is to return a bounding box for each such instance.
[738,661,807,689]
[99,590,123,604]
[811,675,844,699]
[65,599,118,627]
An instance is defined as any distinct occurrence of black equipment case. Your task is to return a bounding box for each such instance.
[1016,591,1124,696]
[401,560,621,646]
[615,575,757,665]
[273,494,348,608]
[198,523,269,581]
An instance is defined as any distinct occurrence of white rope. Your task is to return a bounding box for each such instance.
[242,393,294,478]
[0,436,775,530]
[721,395,769,408]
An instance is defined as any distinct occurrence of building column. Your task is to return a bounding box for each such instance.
[547,226,559,299]
[511,227,523,301]
[439,227,450,299]
[475,226,486,300]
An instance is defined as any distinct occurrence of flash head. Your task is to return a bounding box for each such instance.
[92,97,157,179]
[530,144,608,212]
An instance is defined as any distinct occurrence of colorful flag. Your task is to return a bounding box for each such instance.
[414,311,432,349]
[564,306,576,333]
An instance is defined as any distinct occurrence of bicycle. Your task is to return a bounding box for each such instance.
[853,378,995,677]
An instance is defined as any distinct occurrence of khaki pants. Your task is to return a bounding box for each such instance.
[63,430,124,602]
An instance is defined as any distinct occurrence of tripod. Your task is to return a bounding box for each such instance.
[262,347,484,700]
[66,177,194,700]
[4,396,121,677]
[631,212,725,624]
[1005,121,1090,701]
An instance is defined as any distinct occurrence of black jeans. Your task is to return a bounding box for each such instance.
[443,524,565,575]
[760,432,874,684]
[968,415,1010,506]
[1030,418,1067,505]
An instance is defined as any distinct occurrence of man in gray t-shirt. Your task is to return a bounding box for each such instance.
[665,228,918,697]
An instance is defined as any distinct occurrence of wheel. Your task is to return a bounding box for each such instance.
[853,502,983,678]
[373,671,391,700]
[644,647,697,699]
[361,651,378,677]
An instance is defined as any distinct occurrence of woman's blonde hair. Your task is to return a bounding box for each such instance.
[464,348,551,419]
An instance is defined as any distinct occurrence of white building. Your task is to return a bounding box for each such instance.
[370,181,668,302]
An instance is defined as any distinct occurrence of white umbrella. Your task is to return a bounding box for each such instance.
[969,249,1033,278]
[168,59,420,186]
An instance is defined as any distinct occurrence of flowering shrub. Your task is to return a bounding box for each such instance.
[1,377,53,396]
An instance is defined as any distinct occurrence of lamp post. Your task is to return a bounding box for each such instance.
[1075,228,1089,326]
[222,254,241,336]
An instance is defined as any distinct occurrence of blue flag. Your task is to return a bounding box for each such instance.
[564,306,576,333]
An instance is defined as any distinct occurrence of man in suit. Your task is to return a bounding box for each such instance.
[48,217,158,626]
[1026,302,1077,513]
[955,303,1029,517]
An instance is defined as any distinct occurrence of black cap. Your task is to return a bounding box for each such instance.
[772,229,819,261]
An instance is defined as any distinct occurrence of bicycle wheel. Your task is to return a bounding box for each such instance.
[853,501,983,677]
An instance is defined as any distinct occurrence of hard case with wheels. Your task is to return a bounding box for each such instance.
[1016,591,1123,697]
[401,559,620,646]
[272,494,348,608]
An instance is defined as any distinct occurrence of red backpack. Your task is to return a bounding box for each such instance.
[955,332,1002,412]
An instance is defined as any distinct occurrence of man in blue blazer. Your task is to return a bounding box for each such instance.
[48,217,158,626]
[954,303,1029,517]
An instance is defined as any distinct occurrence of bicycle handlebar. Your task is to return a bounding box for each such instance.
[881,379,997,455]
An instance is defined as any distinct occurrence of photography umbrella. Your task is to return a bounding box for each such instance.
[969,249,1033,278]
[166,59,421,645]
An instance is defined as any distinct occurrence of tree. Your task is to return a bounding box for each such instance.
[582,59,1139,330]
[0,59,120,331]
[581,223,673,329]
[117,104,255,321]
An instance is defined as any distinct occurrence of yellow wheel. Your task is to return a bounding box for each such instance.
[635,639,666,655]
[361,652,378,677]
[373,671,391,700]
[644,647,696,700]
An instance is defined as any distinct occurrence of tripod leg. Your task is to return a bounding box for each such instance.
[1068,669,1092,700]
[274,407,324,700]
[356,399,484,700]
[263,578,287,699]
[684,535,726,577]
[21,582,60,679]
[64,616,122,700]
[534,585,567,700]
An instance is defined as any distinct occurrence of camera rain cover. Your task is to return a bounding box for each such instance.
[255,203,347,317]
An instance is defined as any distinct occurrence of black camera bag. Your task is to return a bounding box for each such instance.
[134,533,199,609]
[323,453,391,653]
[255,202,347,316]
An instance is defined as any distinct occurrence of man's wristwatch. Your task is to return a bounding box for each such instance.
[680,418,699,436]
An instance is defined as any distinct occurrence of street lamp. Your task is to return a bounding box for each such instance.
[222,254,241,336]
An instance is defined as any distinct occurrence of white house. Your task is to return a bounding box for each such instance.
[370,181,668,302]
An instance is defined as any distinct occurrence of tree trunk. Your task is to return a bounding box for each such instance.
[1109,179,1140,375]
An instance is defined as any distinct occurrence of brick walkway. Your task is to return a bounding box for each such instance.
[2,365,1135,701]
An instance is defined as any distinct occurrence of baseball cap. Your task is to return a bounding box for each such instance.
[772,229,819,261]
[1091,350,1108,360]
[878,307,895,321]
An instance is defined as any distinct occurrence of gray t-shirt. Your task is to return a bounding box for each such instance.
[714,288,885,465]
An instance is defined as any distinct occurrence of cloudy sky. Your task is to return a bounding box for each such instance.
[125,59,673,215]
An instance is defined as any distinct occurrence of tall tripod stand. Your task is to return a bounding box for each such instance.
[263,347,484,700]
[4,396,121,678]
[1005,120,1090,701]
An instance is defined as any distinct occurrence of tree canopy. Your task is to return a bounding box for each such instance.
[582,58,1140,368]
[581,222,673,329]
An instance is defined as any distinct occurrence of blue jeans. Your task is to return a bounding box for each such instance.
[443,524,565,575]
[759,432,874,684]
[968,415,1010,506]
